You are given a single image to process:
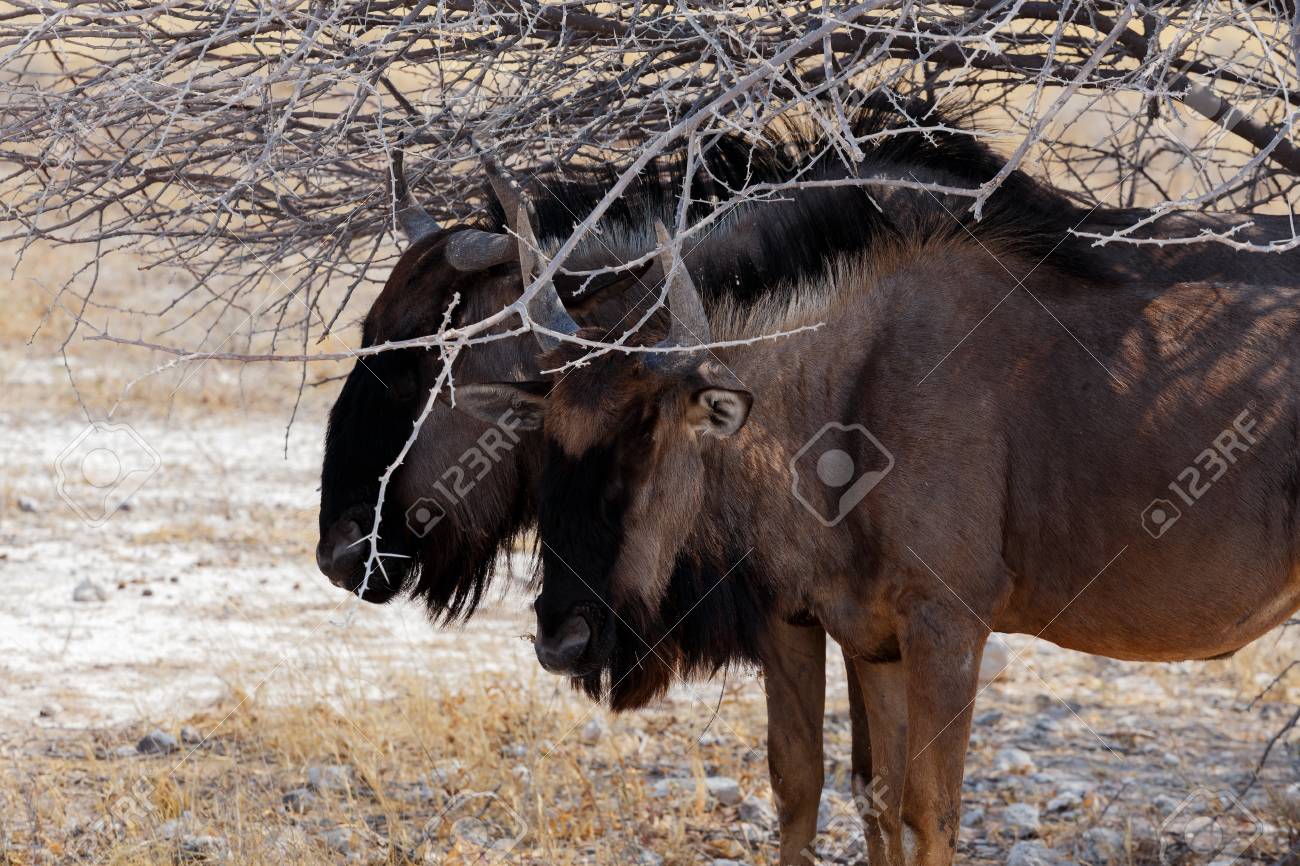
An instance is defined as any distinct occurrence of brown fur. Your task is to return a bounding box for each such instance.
[530,232,1300,865]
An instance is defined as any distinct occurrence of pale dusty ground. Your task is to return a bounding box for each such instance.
[0,405,547,730]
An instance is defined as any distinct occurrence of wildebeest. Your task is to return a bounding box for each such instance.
[319,103,1300,865]
[462,139,1300,864]
[316,116,934,859]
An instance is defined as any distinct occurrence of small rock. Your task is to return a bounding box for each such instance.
[1079,827,1124,864]
[400,781,438,804]
[816,787,846,833]
[282,788,318,814]
[1006,840,1059,866]
[994,747,1037,775]
[180,726,203,745]
[512,764,530,784]
[980,641,1011,683]
[320,827,355,853]
[38,703,62,719]
[73,579,108,603]
[712,861,747,866]
[17,496,38,513]
[1033,717,1063,735]
[633,848,663,866]
[1152,793,1182,814]
[649,777,692,799]
[961,806,986,828]
[501,742,528,759]
[429,760,463,787]
[137,730,179,755]
[1004,802,1041,837]
[738,795,775,826]
[178,834,226,860]
[308,765,350,792]
[581,718,608,744]
[1282,782,1300,814]
[975,709,1004,726]
[1046,791,1081,814]
[705,776,742,807]
[159,814,192,839]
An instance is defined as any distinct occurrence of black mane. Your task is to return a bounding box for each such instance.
[496,97,1114,313]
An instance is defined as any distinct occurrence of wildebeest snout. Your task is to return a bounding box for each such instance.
[316,517,365,589]
[534,610,593,674]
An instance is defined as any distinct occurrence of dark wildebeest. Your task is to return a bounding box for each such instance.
[461,144,1300,864]
[319,106,1300,865]
[316,119,926,857]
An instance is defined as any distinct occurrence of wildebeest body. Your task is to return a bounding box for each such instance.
[518,196,1300,866]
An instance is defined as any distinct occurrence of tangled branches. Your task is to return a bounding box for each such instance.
[0,1,1297,351]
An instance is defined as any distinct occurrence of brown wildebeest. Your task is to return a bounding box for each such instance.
[318,106,1300,865]
[463,170,1300,863]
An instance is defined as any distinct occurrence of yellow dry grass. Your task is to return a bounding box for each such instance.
[0,670,781,866]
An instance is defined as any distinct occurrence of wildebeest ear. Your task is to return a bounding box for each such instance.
[451,382,549,429]
[688,387,752,437]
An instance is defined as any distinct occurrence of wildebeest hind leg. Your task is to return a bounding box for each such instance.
[762,617,826,865]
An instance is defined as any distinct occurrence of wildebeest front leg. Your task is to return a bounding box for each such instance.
[852,658,909,866]
[897,608,988,866]
[762,617,826,865]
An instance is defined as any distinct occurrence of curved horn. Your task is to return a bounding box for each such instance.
[516,203,578,353]
[444,230,515,271]
[482,154,523,233]
[392,149,440,243]
[652,220,711,352]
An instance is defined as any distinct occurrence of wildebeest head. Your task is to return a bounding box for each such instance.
[317,157,648,615]
[459,224,755,703]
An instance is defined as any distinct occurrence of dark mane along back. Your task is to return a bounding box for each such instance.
[499,97,1113,318]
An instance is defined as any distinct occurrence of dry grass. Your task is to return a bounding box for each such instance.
[2,238,356,421]
[0,669,785,866]
[7,653,1300,866]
